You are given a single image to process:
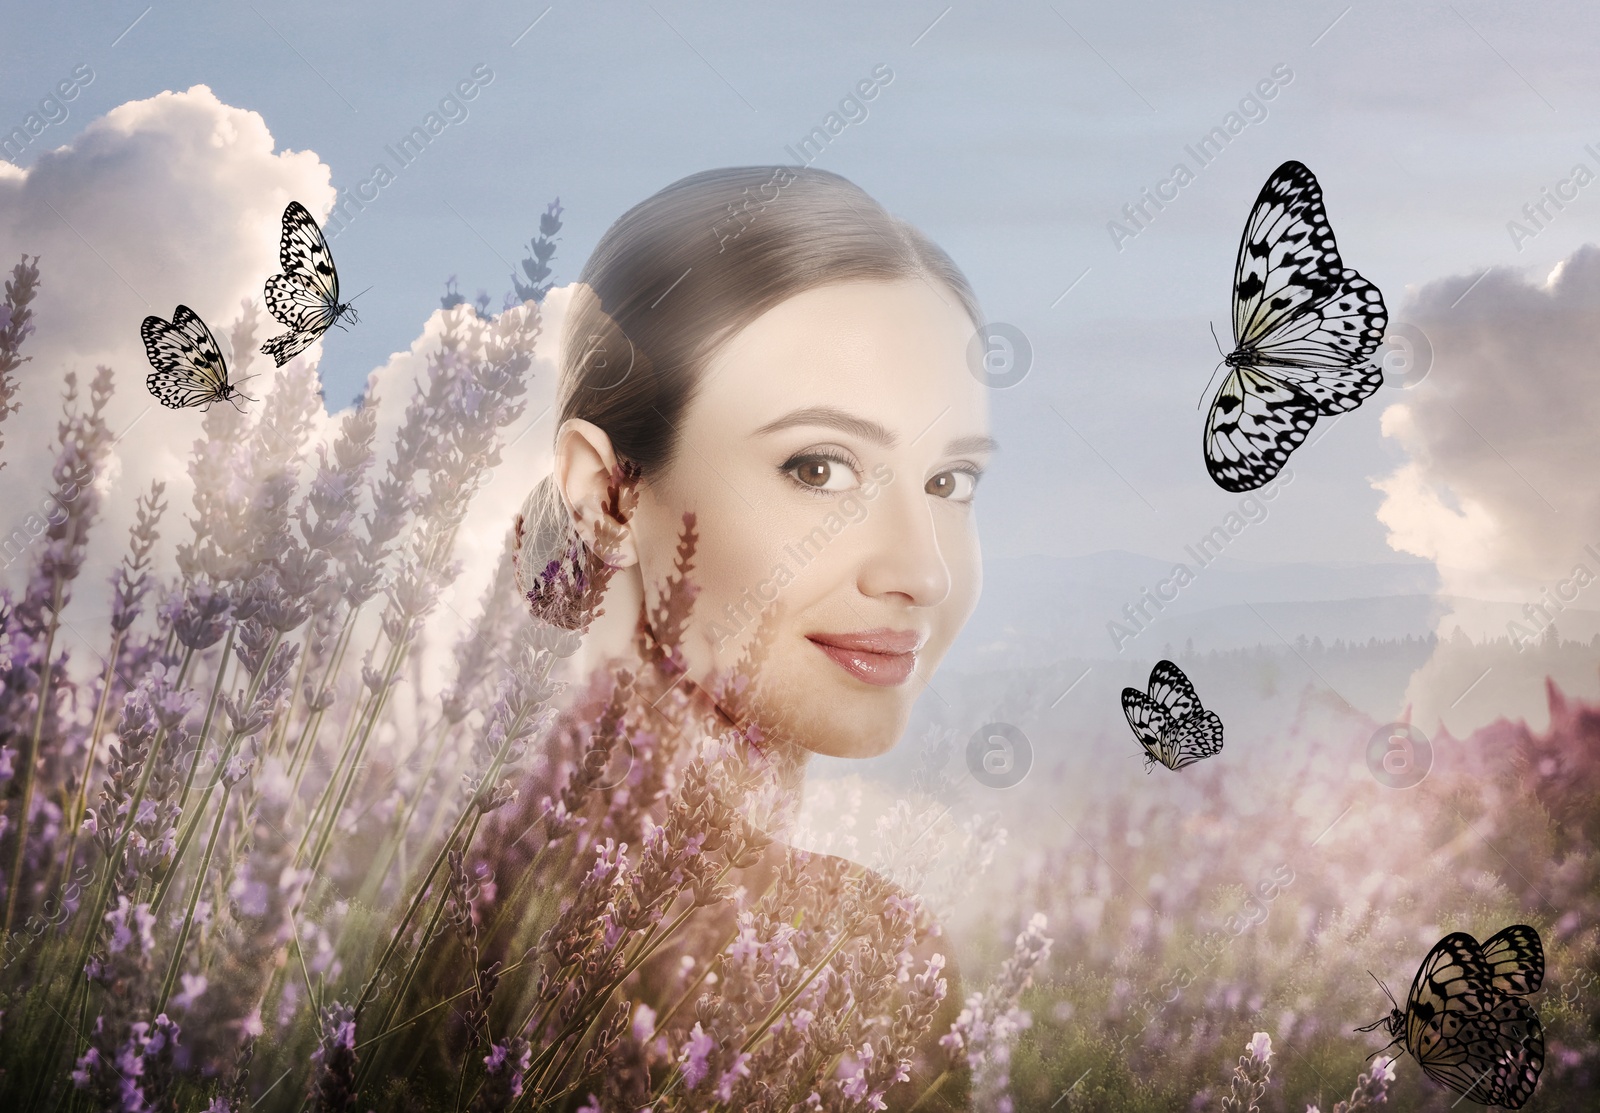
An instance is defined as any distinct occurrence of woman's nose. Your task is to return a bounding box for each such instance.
[855,482,951,608]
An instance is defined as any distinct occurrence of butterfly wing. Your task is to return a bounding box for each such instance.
[1146,660,1202,720]
[1405,932,1544,1108]
[1121,687,1167,767]
[1232,162,1334,346]
[261,201,343,366]
[1404,933,1491,1059]
[1232,161,1386,366]
[261,275,328,364]
[275,200,340,306]
[1208,161,1386,491]
[1247,265,1386,416]
[141,305,233,409]
[1204,365,1319,492]
[1161,709,1223,770]
[1475,996,1543,1109]
[1480,924,1545,996]
[1415,994,1544,1109]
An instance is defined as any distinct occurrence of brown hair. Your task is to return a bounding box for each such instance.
[519,165,982,626]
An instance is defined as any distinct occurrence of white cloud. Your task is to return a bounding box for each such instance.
[0,85,333,621]
[0,86,566,701]
[1,84,332,375]
[1374,244,1600,731]
[1374,246,1600,607]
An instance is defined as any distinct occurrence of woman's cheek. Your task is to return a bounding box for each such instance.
[691,528,796,672]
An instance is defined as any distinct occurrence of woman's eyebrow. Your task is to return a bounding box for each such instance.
[752,406,896,446]
[946,433,998,455]
[753,407,999,456]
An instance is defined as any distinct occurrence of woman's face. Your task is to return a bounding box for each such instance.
[629,279,993,758]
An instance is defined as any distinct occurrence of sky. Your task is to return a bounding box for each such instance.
[4,0,1600,611]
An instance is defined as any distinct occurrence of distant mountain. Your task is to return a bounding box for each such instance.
[949,550,1600,667]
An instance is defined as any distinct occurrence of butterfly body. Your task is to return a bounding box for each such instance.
[140,304,253,411]
[1121,660,1224,772]
[1360,925,1545,1109]
[261,201,358,366]
[1222,343,1261,368]
[1204,160,1387,492]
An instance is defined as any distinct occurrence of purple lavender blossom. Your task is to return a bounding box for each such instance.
[470,1037,531,1112]
[0,254,41,462]
[306,1001,359,1113]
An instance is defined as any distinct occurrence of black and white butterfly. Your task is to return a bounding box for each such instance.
[1121,660,1224,772]
[260,201,357,366]
[1358,925,1545,1109]
[140,304,253,411]
[1203,160,1388,492]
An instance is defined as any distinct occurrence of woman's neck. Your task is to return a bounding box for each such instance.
[556,571,814,843]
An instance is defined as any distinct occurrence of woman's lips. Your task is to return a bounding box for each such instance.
[805,629,921,687]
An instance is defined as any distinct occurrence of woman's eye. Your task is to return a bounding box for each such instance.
[786,453,860,492]
[926,468,979,501]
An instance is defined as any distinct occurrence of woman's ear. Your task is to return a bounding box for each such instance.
[553,418,640,568]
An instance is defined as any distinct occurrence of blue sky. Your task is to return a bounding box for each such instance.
[6,0,1600,571]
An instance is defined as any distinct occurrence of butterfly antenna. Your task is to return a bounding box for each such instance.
[1354,972,1401,1037]
[1197,324,1228,410]
[1372,971,1399,1008]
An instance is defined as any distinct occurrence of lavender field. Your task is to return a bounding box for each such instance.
[927,656,1600,1110]
[1,246,1597,1113]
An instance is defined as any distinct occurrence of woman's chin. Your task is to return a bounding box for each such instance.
[805,718,903,759]
[770,656,914,758]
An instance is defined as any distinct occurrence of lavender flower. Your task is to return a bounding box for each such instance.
[296,389,378,565]
[90,665,193,892]
[181,782,310,1077]
[1219,1031,1273,1113]
[172,581,232,652]
[0,254,40,462]
[306,1001,358,1112]
[1307,1054,1396,1113]
[510,198,564,304]
[1,369,117,915]
[471,1037,531,1112]
[940,913,1052,1112]
[73,895,169,1110]
[111,482,168,642]
[678,1020,715,1089]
